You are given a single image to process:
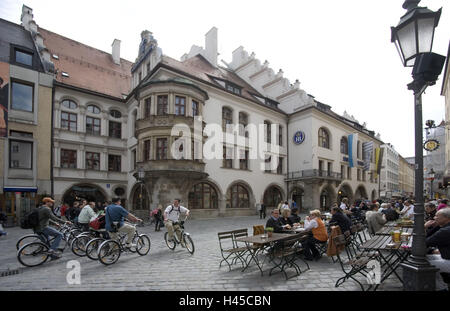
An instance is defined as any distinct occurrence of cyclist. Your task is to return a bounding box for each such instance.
[105,198,142,249]
[35,197,72,260]
[164,199,190,247]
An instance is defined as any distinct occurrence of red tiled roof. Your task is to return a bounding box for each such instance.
[39,27,132,99]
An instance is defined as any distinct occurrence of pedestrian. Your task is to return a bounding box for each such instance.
[260,200,266,219]
[154,204,164,231]
[60,201,69,221]
[277,200,284,212]
[281,201,290,210]
[0,211,7,236]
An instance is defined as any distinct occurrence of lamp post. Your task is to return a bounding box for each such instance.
[390,0,445,290]
[429,168,435,199]
[138,167,145,210]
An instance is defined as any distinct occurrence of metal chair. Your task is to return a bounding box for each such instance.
[218,230,248,271]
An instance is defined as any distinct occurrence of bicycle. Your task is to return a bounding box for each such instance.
[164,215,195,254]
[71,228,109,257]
[16,222,78,251]
[97,222,151,265]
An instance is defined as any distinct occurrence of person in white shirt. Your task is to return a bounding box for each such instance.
[281,201,290,210]
[78,201,98,232]
[400,200,415,220]
[340,198,349,210]
[164,199,190,247]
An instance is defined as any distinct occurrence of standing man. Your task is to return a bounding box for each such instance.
[260,200,266,219]
[35,197,72,259]
[105,198,142,249]
[164,199,189,247]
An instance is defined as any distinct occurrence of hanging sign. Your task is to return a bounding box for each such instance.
[423,139,439,152]
[293,131,305,145]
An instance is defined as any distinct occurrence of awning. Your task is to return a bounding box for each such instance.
[3,187,38,192]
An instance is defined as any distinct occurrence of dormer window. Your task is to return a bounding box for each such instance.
[14,49,33,66]
[226,83,241,95]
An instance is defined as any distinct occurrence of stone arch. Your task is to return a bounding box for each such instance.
[290,187,304,211]
[319,183,336,211]
[188,179,221,210]
[129,182,151,210]
[355,184,368,200]
[371,189,377,201]
[225,180,255,209]
[263,183,285,209]
[337,182,354,204]
[61,183,108,206]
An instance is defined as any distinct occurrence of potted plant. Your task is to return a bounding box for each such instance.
[265,227,274,237]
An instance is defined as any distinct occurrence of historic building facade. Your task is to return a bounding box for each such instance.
[441,42,450,197]
[13,5,410,220]
[380,143,401,199]
[0,16,54,224]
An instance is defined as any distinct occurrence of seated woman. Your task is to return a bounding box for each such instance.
[279,208,293,229]
[303,209,329,261]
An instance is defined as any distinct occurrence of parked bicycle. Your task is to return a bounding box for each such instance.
[97,223,151,265]
[164,215,195,254]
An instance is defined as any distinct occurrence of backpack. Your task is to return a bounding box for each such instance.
[20,207,41,229]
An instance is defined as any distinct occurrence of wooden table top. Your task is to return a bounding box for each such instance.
[376,227,414,236]
[235,233,295,244]
[360,234,411,251]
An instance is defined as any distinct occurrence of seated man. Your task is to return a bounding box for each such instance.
[34,197,71,260]
[303,209,328,261]
[265,209,285,233]
[381,203,400,221]
[365,203,387,235]
[425,207,450,291]
[400,200,415,220]
[329,207,352,236]
[105,198,142,249]
[289,207,301,225]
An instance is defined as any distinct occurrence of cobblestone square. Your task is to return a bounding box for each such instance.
[0,215,403,291]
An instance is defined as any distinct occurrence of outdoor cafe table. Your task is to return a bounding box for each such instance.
[384,221,414,228]
[359,234,411,290]
[375,226,414,236]
[235,231,307,276]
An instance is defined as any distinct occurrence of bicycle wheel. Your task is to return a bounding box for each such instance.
[17,242,50,267]
[164,232,176,250]
[16,234,43,250]
[98,240,121,265]
[86,238,105,260]
[136,234,151,256]
[71,235,90,257]
[183,234,195,254]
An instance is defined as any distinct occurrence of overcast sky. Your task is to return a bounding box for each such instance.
[1,0,449,158]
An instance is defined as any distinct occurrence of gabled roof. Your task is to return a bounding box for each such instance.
[39,27,132,100]
[155,54,286,114]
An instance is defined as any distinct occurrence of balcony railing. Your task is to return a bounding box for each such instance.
[286,169,342,181]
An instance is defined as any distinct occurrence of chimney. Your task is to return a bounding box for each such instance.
[21,5,33,31]
[112,39,121,65]
[205,27,218,67]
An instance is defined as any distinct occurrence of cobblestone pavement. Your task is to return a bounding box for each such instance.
[0,215,403,291]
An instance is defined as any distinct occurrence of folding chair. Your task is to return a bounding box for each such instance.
[269,235,309,280]
[218,230,248,271]
[333,234,377,291]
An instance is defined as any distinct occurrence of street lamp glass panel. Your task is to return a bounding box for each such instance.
[417,17,435,53]
[396,22,417,65]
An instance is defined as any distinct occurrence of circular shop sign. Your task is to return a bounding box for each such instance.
[423,139,439,152]
[293,131,305,145]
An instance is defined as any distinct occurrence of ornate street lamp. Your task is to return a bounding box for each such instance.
[429,168,435,199]
[390,0,445,291]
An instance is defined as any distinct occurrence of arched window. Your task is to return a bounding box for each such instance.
[340,136,348,154]
[61,99,77,109]
[110,110,122,118]
[222,107,233,132]
[318,127,330,149]
[87,104,101,114]
[227,184,249,209]
[188,183,218,209]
